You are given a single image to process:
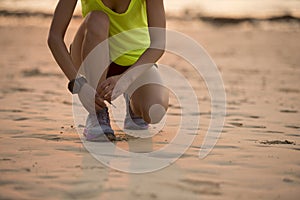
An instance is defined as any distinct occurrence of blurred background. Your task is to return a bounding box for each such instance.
[0,0,300,199]
[1,0,300,18]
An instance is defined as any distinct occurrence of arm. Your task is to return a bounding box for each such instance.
[48,0,105,111]
[47,0,78,81]
[132,0,166,71]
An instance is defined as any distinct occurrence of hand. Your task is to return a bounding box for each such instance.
[78,83,106,113]
[98,75,124,102]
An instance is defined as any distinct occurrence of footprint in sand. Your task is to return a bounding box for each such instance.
[259,140,296,145]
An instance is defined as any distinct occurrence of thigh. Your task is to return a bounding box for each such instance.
[70,12,110,88]
[70,21,86,70]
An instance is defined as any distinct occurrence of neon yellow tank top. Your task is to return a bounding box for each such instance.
[81,0,150,66]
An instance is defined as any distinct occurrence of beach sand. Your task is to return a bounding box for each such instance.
[0,15,300,199]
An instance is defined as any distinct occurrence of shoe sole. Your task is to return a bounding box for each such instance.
[83,129,116,142]
[124,125,149,130]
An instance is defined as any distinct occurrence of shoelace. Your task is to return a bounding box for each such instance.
[97,108,110,126]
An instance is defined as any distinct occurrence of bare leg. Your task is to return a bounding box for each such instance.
[130,84,169,124]
[70,11,111,110]
[70,21,85,70]
[81,11,110,90]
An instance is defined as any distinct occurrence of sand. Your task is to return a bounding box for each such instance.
[0,15,300,200]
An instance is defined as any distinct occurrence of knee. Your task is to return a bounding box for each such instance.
[140,97,168,124]
[85,11,109,39]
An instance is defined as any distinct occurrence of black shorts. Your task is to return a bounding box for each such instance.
[106,62,131,78]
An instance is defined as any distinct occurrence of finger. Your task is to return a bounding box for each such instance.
[103,90,112,101]
[96,82,106,94]
[95,96,106,108]
[95,92,103,100]
[95,104,103,112]
[104,90,112,97]
[95,92,107,103]
[95,93,106,106]
[96,86,102,94]
[99,85,108,97]
[100,84,113,98]
[99,78,111,90]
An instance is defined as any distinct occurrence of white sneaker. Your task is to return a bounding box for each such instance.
[83,107,115,141]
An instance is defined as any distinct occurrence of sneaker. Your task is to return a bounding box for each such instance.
[83,107,115,141]
[124,93,149,130]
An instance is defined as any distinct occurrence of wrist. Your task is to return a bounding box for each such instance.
[68,76,87,94]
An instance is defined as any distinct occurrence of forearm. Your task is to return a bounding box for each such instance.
[123,46,165,84]
[134,47,164,68]
[48,34,78,81]
[47,0,78,81]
